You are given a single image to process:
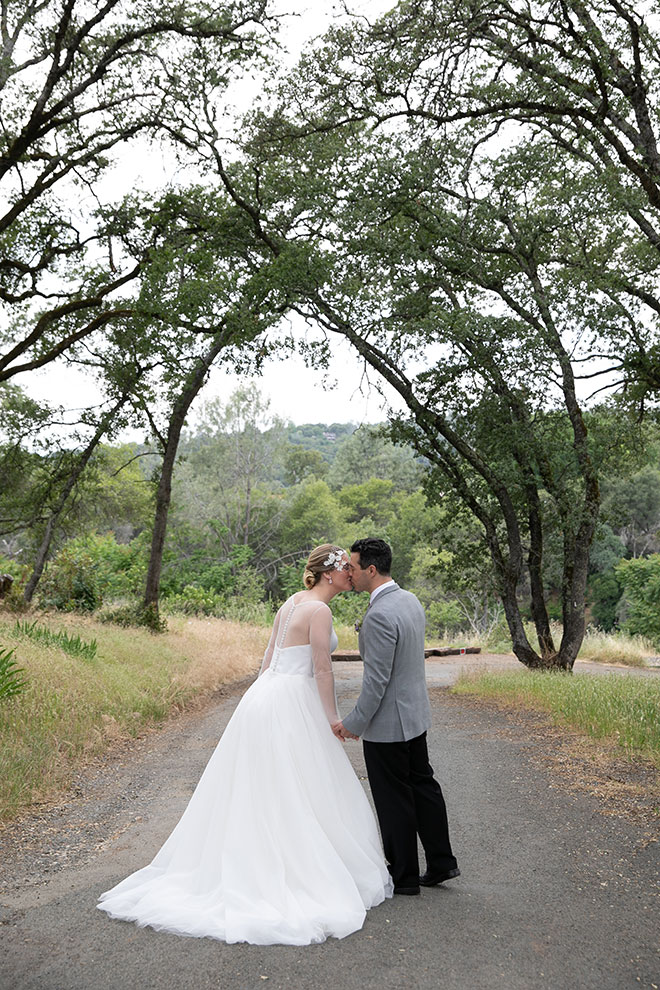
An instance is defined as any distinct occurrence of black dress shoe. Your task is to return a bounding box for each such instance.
[393,885,421,895]
[419,867,461,887]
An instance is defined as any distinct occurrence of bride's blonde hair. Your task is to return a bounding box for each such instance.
[303,544,345,589]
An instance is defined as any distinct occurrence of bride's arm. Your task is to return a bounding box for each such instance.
[310,604,339,725]
[258,607,282,675]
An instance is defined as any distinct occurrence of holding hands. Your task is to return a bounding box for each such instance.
[332,721,359,741]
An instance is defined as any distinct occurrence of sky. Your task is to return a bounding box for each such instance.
[23,0,401,433]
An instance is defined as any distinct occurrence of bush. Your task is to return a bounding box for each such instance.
[38,532,148,612]
[39,542,101,611]
[0,557,31,612]
[219,596,274,625]
[588,571,623,632]
[162,577,275,626]
[163,585,224,616]
[616,555,660,646]
[329,590,370,628]
[426,600,465,636]
[98,602,167,633]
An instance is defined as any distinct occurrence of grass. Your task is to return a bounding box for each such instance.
[577,627,654,667]
[0,611,270,821]
[453,669,660,766]
[334,624,360,650]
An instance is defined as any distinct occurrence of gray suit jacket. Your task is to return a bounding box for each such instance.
[342,583,431,743]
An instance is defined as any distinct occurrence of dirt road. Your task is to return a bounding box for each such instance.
[1,657,659,989]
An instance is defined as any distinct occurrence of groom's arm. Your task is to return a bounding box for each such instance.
[342,611,397,738]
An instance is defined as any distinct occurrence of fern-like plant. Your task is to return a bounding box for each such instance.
[13,619,98,660]
[0,647,26,700]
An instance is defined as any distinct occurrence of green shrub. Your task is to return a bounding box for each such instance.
[616,555,660,646]
[218,596,274,625]
[98,602,167,633]
[162,580,275,626]
[329,590,370,628]
[38,532,148,612]
[0,558,31,612]
[197,562,235,594]
[588,571,623,632]
[164,584,223,615]
[426,600,464,636]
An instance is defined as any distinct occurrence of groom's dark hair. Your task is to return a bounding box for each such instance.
[350,538,392,575]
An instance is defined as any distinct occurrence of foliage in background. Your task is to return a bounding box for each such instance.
[3,2,660,665]
[616,555,660,647]
[2,389,659,652]
[37,532,149,612]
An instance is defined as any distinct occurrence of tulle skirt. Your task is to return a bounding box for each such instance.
[97,668,393,944]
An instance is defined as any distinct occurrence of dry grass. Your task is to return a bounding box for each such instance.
[334,624,360,651]
[165,615,269,692]
[0,611,269,820]
[577,627,654,667]
[423,620,656,667]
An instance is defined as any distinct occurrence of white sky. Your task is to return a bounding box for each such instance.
[22,0,400,434]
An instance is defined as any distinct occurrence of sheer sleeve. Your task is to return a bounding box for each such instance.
[258,607,282,675]
[309,603,339,725]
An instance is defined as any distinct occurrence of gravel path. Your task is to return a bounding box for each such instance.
[1,657,659,990]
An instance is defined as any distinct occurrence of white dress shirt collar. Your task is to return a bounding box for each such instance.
[370,579,396,604]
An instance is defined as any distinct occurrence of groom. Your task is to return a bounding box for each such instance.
[334,538,459,896]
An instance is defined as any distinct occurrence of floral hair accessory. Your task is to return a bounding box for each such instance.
[323,548,345,570]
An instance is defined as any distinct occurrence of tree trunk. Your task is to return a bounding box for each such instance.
[557,494,599,669]
[527,496,556,661]
[143,331,230,613]
[23,395,128,603]
[498,572,547,669]
[23,517,56,605]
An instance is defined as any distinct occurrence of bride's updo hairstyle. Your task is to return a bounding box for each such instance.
[303,544,345,589]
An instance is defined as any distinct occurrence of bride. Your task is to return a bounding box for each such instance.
[98,544,393,945]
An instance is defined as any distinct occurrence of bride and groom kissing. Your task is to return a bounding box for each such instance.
[98,538,459,945]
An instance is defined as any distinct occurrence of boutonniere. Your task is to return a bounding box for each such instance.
[355,603,369,633]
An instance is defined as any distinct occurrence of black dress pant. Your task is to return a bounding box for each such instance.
[363,732,457,889]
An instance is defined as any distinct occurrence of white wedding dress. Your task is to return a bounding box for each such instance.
[97,594,392,944]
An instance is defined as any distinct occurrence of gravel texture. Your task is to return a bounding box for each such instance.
[1,659,659,990]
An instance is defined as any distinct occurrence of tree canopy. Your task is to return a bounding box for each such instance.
[3,0,660,665]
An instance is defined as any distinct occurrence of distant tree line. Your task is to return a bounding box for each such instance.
[2,384,659,648]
